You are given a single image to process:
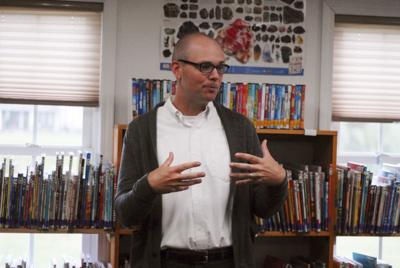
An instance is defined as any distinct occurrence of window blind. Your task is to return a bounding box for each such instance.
[0,7,102,106]
[332,22,400,122]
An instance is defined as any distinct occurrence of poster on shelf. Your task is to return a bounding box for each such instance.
[160,0,306,76]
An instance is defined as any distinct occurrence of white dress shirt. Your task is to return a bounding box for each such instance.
[157,98,232,250]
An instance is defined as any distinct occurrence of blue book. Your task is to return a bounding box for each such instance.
[131,79,139,116]
[385,182,396,233]
[352,252,377,268]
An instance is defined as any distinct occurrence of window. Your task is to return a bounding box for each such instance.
[332,17,400,122]
[334,122,400,267]
[0,1,103,267]
[332,16,400,268]
[0,103,94,174]
[0,233,82,268]
[0,104,100,268]
[335,122,400,175]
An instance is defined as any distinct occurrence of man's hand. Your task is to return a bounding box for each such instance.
[148,152,205,193]
[230,139,286,185]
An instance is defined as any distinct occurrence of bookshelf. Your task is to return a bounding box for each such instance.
[111,124,338,268]
[111,124,131,268]
[0,154,116,266]
[254,129,337,267]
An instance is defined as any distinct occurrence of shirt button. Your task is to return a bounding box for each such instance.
[152,252,158,258]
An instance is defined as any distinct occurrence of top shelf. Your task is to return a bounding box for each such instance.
[256,129,337,136]
[116,124,336,137]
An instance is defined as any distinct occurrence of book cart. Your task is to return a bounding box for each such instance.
[111,124,338,268]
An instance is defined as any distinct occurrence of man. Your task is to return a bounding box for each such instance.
[115,33,287,268]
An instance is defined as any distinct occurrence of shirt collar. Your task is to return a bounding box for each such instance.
[165,97,212,127]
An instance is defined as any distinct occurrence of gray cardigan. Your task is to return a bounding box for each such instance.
[115,102,287,268]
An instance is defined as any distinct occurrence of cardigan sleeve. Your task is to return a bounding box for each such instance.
[245,119,288,219]
[114,121,159,227]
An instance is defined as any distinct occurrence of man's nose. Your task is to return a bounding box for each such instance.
[208,67,220,80]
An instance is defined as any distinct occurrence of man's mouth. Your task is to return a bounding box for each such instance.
[204,85,219,91]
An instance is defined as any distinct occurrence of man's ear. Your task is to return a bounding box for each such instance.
[171,61,181,81]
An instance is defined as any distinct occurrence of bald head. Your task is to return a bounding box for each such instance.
[172,33,223,61]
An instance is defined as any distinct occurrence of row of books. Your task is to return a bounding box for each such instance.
[216,82,305,129]
[131,79,174,118]
[0,153,116,230]
[335,162,400,235]
[264,255,327,268]
[334,252,393,268]
[257,164,330,233]
[1,258,112,268]
[131,79,305,129]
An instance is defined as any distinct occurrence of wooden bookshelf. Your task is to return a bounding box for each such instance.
[113,124,128,174]
[254,129,337,267]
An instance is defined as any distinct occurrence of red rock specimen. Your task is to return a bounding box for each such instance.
[216,19,253,64]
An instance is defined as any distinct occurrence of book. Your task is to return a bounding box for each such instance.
[352,252,376,268]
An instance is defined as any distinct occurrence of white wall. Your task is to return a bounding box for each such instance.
[110,0,400,129]
[99,0,117,162]
[114,0,173,125]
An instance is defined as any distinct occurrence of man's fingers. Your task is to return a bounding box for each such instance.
[175,171,205,184]
[234,152,260,163]
[169,171,204,186]
[169,176,203,192]
[235,178,253,185]
[178,171,206,180]
[173,161,202,173]
[261,139,272,159]
[230,172,264,185]
[175,178,203,186]
[230,162,260,171]
[161,152,174,167]
[173,185,189,192]
[230,172,260,179]
[235,177,262,185]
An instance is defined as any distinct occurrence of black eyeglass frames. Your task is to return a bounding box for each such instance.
[177,59,230,74]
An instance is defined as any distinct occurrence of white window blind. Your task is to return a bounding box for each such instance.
[332,22,400,122]
[0,7,102,106]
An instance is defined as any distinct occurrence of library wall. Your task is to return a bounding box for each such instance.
[112,0,323,129]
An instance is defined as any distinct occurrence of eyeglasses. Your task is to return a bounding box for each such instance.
[177,59,230,74]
